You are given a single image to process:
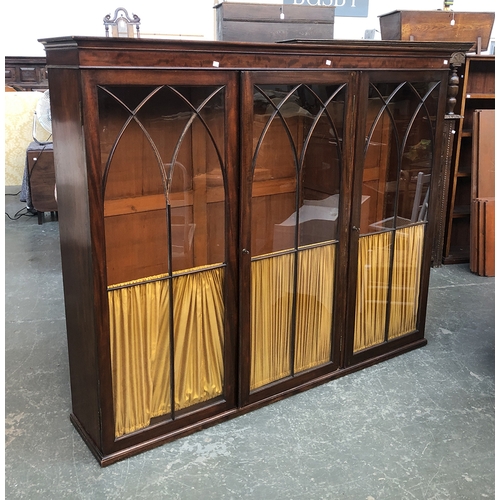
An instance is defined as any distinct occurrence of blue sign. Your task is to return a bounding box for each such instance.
[283,0,369,18]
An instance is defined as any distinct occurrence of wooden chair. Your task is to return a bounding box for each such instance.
[411,171,431,222]
[104,7,140,38]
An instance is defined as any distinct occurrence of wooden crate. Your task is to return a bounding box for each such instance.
[379,10,495,52]
[214,2,334,43]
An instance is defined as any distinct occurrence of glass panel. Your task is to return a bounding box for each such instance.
[99,86,169,286]
[251,84,345,254]
[361,82,438,234]
[397,83,438,224]
[99,84,227,435]
[250,82,345,389]
[299,87,344,246]
[99,85,226,283]
[361,84,399,234]
[252,86,297,255]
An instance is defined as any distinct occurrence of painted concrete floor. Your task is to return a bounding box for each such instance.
[5,188,495,499]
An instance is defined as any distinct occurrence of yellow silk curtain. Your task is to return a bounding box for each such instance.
[108,265,224,438]
[388,224,424,338]
[294,244,335,373]
[250,243,335,390]
[354,231,391,351]
[354,224,425,352]
[250,252,294,390]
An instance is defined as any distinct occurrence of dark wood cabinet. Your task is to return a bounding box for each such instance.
[40,36,471,465]
[443,55,495,264]
[379,10,495,53]
[26,142,58,224]
[5,56,48,91]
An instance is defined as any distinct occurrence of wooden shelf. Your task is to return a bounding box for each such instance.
[466,93,495,99]
[443,248,470,264]
[452,205,471,217]
[443,54,495,264]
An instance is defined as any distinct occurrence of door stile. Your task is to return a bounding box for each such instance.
[80,70,117,453]
[332,70,359,371]
[343,71,369,370]
[412,70,450,340]
[238,71,255,408]
[221,72,240,413]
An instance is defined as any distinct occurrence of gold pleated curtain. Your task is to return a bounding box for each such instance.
[295,244,335,373]
[108,265,224,438]
[353,231,391,351]
[388,224,424,338]
[354,224,425,352]
[250,243,335,390]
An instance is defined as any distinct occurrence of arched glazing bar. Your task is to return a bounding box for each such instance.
[100,85,168,198]
[165,86,227,199]
[297,84,345,173]
[100,85,227,205]
[251,84,303,180]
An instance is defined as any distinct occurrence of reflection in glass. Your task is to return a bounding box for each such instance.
[361,81,438,234]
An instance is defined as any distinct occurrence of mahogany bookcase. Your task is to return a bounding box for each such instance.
[39,36,472,465]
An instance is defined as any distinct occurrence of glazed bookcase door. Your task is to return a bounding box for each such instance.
[345,70,448,366]
[239,71,355,405]
[83,71,239,451]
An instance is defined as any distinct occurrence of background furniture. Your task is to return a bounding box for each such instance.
[103,7,140,38]
[5,91,49,185]
[214,2,335,42]
[41,35,471,466]
[379,10,495,53]
[5,57,50,186]
[377,12,495,266]
[443,55,495,264]
[469,108,495,276]
[470,198,495,277]
[5,56,48,91]
[431,112,461,266]
[25,142,58,224]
